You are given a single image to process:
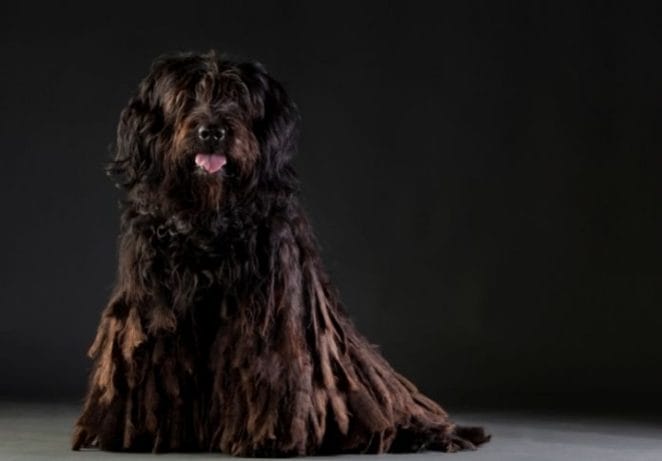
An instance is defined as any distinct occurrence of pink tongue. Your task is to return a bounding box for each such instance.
[195,153,227,173]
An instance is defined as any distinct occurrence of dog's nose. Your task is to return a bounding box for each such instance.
[197,124,226,144]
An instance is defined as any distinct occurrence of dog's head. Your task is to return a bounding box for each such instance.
[110,51,299,214]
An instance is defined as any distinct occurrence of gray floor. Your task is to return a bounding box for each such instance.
[0,403,661,461]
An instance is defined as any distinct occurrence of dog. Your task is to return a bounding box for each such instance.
[71,50,490,456]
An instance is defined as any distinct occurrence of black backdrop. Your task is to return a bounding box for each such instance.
[1,1,660,413]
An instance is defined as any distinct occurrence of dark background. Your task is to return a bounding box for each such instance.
[1,1,660,414]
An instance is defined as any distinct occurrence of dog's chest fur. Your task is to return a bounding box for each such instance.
[135,212,264,319]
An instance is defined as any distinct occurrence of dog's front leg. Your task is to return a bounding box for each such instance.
[72,229,204,453]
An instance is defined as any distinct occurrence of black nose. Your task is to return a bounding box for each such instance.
[197,124,226,143]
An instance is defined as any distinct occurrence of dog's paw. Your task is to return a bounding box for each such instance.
[431,425,491,452]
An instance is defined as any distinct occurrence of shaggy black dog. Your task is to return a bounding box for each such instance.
[72,50,490,456]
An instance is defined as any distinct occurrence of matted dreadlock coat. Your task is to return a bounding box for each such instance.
[71,51,490,456]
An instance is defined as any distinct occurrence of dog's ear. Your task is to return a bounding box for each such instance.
[238,62,301,176]
[107,82,164,190]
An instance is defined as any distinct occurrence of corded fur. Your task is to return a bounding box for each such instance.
[71,50,490,456]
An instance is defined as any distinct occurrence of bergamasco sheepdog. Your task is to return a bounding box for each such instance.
[71,50,490,456]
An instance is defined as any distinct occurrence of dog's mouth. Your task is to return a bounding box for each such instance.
[194,153,227,174]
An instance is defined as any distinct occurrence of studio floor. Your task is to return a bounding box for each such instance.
[0,403,660,461]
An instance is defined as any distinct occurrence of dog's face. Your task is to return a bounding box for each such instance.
[110,51,299,214]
